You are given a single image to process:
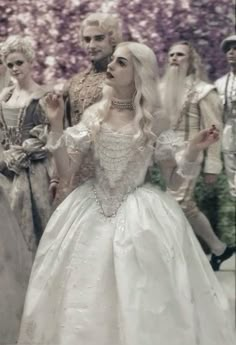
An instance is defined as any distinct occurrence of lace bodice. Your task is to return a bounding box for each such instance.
[1,103,23,127]
[93,124,153,216]
[48,122,200,216]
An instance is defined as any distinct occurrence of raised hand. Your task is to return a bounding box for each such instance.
[185,125,219,162]
[189,125,219,152]
[44,92,64,127]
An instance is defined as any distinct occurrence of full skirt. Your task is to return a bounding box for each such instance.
[18,182,235,345]
[0,187,32,344]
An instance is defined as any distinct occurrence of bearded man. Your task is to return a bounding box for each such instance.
[161,41,235,270]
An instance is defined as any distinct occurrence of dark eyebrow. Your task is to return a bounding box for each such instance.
[169,52,185,56]
[116,57,128,62]
[83,34,105,39]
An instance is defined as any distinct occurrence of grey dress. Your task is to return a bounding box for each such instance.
[0,86,53,254]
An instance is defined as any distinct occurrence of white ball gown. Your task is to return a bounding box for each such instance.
[18,121,235,345]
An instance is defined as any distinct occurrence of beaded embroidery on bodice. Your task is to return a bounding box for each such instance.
[68,68,106,125]
[0,102,26,147]
[93,124,153,216]
[48,123,193,218]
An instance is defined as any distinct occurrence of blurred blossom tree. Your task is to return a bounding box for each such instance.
[0,0,105,83]
[116,0,235,79]
[0,0,235,245]
[0,0,234,84]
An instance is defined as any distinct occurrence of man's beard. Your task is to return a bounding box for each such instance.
[161,64,188,126]
[92,55,111,72]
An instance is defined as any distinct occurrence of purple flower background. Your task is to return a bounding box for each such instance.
[0,0,235,84]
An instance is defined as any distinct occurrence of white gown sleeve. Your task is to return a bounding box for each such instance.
[153,130,201,188]
[47,122,91,174]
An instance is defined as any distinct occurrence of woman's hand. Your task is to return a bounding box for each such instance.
[44,92,64,130]
[186,125,219,161]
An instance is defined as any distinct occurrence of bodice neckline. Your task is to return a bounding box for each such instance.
[1,100,25,111]
[101,121,135,135]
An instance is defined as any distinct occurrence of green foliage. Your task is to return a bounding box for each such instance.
[195,172,236,246]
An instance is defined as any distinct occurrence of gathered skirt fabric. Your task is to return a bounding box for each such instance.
[18,182,235,345]
[0,187,32,345]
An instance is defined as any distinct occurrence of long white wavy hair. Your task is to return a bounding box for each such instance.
[83,41,168,144]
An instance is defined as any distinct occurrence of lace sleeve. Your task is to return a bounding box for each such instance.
[47,122,91,171]
[154,129,201,179]
[47,122,91,153]
[154,129,184,161]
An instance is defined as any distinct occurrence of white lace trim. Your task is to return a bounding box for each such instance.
[154,129,185,161]
[47,125,201,216]
[93,126,150,216]
[94,127,141,188]
[177,158,201,178]
[46,123,91,154]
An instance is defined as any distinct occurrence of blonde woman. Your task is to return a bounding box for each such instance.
[0,35,55,257]
[18,42,235,345]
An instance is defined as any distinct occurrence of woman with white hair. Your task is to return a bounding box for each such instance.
[18,42,235,345]
[0,35,55,260]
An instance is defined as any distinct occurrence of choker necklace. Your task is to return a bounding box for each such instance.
[111,97,134,111]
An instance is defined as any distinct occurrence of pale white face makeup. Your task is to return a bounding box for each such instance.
[105,46,135,93]
[6,52,32,81]
[168,44,190,69]
[82,25,113,62]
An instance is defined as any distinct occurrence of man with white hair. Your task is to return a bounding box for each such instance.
[64,12,123,127]
[161,40,235,270]
[55,12,123,200]
[215,34,236,197]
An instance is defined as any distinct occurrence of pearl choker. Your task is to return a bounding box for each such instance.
[111,97,134,111]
